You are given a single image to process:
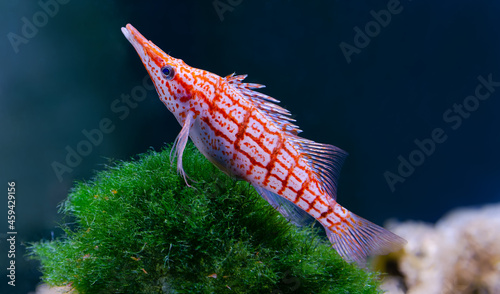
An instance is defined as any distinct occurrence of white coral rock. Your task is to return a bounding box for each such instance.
[380,203,500,294]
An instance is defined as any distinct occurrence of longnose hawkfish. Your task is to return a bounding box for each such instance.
[121,24,405,264]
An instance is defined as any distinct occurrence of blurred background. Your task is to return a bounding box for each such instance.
[1,0,499,293]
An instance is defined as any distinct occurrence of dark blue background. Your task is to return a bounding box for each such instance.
[1,1,499,292]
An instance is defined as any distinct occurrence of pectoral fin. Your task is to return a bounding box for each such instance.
[170,113,193,187]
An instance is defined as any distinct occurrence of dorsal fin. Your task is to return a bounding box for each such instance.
[226,73,302,135]
[226,74,348,200]
[290,136,348,200]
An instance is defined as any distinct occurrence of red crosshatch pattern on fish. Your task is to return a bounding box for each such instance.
[122,24,406,264]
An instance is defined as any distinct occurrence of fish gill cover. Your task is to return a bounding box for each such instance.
[28,143,382,293]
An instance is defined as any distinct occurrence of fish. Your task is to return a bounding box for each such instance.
[121,24,406,264]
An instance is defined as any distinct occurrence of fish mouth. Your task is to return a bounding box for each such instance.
[122,23,171,69]
[121,24,149,52]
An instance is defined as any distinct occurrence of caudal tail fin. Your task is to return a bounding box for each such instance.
[324,205,406,264]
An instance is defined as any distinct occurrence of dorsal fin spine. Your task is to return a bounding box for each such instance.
[225,74,348,200]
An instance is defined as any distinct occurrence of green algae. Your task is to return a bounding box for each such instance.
[28,143,382,293]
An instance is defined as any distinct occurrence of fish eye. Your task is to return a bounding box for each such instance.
[161,65,175,80]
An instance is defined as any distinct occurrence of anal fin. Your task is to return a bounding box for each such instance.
[253,184,314,227]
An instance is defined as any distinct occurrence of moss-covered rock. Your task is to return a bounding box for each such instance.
[29,143,382,293]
